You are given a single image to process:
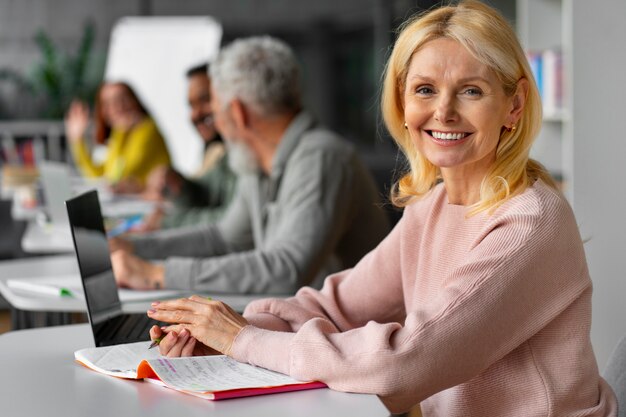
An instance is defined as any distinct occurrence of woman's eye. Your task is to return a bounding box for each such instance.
[415,86,434,95]
[463,88,483,97]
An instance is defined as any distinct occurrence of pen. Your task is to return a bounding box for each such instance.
[148,337,162,350]
[148,296,213,349]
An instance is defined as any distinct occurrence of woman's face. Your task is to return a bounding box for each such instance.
[100,84,142,129]
[403,38,519,186]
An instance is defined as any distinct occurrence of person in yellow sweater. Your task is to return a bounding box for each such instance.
[64,81,171,193]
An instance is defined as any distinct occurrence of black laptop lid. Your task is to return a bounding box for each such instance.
[65,190,122,323]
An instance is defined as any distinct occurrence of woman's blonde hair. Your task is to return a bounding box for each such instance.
[382,0,556,215]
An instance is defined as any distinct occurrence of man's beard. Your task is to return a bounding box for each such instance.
[225,139,260,176]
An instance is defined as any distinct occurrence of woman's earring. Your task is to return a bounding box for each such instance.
[507,123,517,132]
[404,122,408,130]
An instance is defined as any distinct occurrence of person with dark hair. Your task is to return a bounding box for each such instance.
[64,81,171,194]
[140,63,236,230]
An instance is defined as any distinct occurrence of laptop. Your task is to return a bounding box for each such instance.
[65,189,159,347]
[38,161,73,230]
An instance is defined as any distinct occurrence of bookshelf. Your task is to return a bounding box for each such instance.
[517,0,626,370]
[517,0,570,192]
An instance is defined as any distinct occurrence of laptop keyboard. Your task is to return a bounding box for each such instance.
[94,314,161,346]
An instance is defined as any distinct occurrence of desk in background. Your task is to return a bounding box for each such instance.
[0,324,390,417]
[19,194,159,255]
[21,222,74,253]
[0,255,274,329]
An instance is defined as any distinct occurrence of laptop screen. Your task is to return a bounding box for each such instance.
[65,190,121,323]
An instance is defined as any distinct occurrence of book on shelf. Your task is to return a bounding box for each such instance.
[525,48,563,119]
[74,341,327,400]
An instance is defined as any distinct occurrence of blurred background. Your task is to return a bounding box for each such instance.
[0,0,516,218]
[0,0,514,146]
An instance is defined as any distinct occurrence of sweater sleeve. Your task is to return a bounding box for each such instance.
[241,215,407,332]
[130,183,252,259]
[160,147,360,294]
[231,194,591,412]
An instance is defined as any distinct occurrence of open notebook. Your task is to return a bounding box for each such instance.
[75,341,326,400]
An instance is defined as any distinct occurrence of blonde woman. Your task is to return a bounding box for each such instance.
[146,1,617,415]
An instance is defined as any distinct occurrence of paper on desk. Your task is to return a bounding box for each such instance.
[7,277,82,298]
[75,341,160,378]
[146,355,307,393]
[75,342,326,400]
[76,342,312,389]
[6,275,185,302]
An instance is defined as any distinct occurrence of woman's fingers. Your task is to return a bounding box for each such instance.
[149,325,162,341]
[188,295,215,305]
[148,307,195,324]
[151,297,201,312]
[157,330,178,356]
[181,336,197,357]
[165,329,190,358]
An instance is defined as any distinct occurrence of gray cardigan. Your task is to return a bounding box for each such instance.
[130,112,390,294]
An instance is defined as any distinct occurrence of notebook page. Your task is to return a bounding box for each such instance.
[146,356,309,393]
[75,341,161,378]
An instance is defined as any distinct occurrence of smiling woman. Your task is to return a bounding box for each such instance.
[145,2,617,415]
[402,37,526,206]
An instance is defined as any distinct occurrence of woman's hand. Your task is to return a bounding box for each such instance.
[149,325,219,357]
[111,251,165,289]
[64,100,90,144]
[148,295,249,355]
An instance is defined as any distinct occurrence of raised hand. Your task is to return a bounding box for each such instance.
[64,100,90,144]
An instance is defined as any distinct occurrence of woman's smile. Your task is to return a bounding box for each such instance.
[424,129,473,147]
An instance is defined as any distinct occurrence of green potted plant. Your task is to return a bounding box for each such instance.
[0,21,104,119]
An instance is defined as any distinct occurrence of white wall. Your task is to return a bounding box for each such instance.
[569,0,626,369]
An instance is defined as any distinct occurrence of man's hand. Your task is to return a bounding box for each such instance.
[109,237,134,253]
[111,251,165,289]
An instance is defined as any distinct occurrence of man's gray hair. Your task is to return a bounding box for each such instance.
[210,36,302,116]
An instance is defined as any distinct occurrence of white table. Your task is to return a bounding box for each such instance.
[20,197,159,254]
[21,222,74,253]
[0,324,390,417]
[0,255,278,328]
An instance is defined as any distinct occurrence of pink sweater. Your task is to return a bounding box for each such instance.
[231,180,617,416]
